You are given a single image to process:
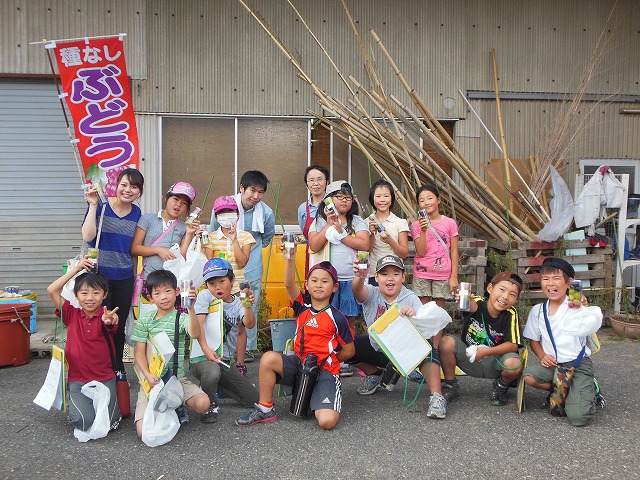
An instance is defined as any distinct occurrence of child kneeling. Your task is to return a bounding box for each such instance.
[47,258,122,433]
[522,258,602,427]
[130,270,210,439]
[236,246,354,430]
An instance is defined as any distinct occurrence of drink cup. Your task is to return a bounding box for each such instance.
[569,279,583,308]
[185,207,202,226]
[83,245,99,273]
[239,281,252,307]
[180,279,192,308]
[356,251,369,273]
[200,225,210,246]
[458,282,473,311]
[93,181,108,204]
[371,214,385,233]
[324,197,338,216]
[282,232,296,259]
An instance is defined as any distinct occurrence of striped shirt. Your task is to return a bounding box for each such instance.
[203,227,255,292]
[86,202,141,280]
[131,309,191,378]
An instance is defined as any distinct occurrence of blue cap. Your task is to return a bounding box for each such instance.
[203,258,233,281]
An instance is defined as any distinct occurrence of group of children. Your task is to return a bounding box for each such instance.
[49,166,604,442]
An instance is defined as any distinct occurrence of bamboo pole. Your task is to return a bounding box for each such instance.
[491,48,512,187]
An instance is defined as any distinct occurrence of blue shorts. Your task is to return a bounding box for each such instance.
[331,280,361,316]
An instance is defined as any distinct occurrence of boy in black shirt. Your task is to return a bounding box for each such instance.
[439,272,524,406]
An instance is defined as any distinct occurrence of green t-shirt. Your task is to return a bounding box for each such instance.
[131,309,190,378]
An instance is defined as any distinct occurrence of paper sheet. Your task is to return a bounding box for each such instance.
[369,304,432,375]
[374,315,432,374]
[191,300,224,361]
[33,346,66,411]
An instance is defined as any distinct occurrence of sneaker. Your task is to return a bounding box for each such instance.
[235,404,278,426]
[357,375,383,395]
[441,380,460,402]
[176,405,190,425]
[427,392,447,419]
[339,364,355,377]
[408,370,424,382]
[491,378,509,406]
[236,363,247,376]
[201,401,219,423]
[244,351,255,363]
[594,378,605,410]
[110,415,122,431]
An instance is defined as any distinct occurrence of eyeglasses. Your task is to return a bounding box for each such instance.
[333,194,353,202]
[306,177,326,185]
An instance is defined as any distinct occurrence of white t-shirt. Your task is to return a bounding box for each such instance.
[194,289,246,361]
[312,215,368,280]
[367,212,409,274]
[523,301,590,363]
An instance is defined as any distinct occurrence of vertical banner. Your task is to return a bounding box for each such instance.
[47,36,139,194]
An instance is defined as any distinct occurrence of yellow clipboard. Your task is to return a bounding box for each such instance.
[368,303,432,376]
[52,345,68,412]
[516,348,528,413]
[134,334,166,397]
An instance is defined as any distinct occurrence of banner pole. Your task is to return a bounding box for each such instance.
[29,33,126,45]
[45,48,86,184]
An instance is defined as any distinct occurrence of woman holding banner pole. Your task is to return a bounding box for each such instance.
[81,167,144,373]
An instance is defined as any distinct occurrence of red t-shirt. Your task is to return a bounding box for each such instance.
[58,301,116,383]
[291,293,353,375]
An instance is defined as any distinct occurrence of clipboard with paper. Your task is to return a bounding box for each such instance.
[190,299,224,362]
[368,303,432,376]
[33,345,68,412]
[134,331,175,397]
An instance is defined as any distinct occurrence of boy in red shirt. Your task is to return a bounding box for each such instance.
[47,257,122,432]
[236,244,355,430]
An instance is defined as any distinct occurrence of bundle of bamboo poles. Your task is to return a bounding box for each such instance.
[237,0,555,241]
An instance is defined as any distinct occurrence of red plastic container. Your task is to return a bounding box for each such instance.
[0,303,32,367]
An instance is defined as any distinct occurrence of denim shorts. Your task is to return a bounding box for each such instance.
[331,280,362,316]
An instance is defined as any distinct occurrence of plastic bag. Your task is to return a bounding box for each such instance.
[73,381,111,442]
[141,379,182,447]
[125,307,136,347]
[182,237,207,289]
[561,305,603,337]
[162,243,185,279]
[163,238,207,289]
[61,255,83,308]
[410,301,452,339]
[537,166,574,241]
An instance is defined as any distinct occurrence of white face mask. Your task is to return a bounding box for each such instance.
[217,213,237,228]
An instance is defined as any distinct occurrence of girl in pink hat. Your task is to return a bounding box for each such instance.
[130,181,199,279]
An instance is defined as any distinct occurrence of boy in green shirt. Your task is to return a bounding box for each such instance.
[131,269,210,439]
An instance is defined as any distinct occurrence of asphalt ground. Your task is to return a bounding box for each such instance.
[1,326,638,480]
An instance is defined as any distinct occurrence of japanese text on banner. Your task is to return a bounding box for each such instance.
[52,37,139,187]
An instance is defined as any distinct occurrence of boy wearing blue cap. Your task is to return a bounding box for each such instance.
[522,257,603,426]
[190,258,259,423]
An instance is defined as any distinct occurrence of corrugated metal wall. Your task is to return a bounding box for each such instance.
[0,0,146,79]
[2,0,639,217]
[4,1,637,115]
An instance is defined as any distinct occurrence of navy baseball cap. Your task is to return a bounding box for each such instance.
[541,257,575,278]
[203,258,233,281]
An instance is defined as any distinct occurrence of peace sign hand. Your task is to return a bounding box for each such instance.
[102,306,120,326]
